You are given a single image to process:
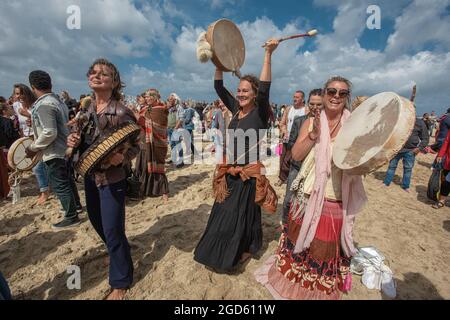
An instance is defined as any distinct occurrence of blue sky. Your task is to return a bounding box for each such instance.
[0,0,449,116]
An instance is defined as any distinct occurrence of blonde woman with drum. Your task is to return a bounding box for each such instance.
[256,76,367,300]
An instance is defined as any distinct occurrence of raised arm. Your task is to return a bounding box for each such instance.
[257,39,279,123]
[214,68,238,114]
[260,39,278,82]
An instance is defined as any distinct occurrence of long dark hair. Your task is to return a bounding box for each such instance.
[13,83,37,108]
[86,58,125,101]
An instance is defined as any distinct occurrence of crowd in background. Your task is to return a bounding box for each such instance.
[0,85,446,198]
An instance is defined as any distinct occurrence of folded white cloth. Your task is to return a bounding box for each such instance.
[351,247,396,298]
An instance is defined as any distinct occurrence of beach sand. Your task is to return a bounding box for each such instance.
[1,144,449,300]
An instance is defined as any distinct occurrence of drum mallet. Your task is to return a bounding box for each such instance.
[262,29,318,47]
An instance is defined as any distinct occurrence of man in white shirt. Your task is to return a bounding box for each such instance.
[276,90,308,186]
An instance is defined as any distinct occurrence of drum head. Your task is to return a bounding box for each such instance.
[7,137,42,171]
[333,92,416,175]
[207,19,245,72]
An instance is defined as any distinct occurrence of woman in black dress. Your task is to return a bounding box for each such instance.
[194,39,279,272]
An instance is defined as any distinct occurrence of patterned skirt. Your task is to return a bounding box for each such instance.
[134,143,169,197]
[255,199,351,300]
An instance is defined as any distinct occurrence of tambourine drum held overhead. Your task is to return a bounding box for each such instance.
[206,19,245,73]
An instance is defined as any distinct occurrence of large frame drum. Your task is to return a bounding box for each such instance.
[333,92,416,175]
[205,19,245,73]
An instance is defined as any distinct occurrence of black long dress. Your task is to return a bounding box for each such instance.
[194,80,271,271]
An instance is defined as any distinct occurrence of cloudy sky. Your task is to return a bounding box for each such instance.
[0,0,449,116]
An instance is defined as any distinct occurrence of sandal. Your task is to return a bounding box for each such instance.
[432,201,445,209]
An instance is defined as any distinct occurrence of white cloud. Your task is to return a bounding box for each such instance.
[209,0,237,10]
[0,0,449,115]
[386,0,450,56]
[0,0,172,97]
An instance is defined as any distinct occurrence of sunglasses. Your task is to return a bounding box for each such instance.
[326,88,350,99]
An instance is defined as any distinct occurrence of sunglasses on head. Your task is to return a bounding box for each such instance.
[326,88,350,98]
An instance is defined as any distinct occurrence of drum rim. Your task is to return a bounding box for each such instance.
[7,136,41,171]
[333,92,416,174]
[206,18,246,72]
[75,121,141,177]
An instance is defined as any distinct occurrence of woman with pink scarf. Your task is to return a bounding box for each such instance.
[255,76,367,300]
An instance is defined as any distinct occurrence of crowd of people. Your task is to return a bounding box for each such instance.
[0,39,448,300]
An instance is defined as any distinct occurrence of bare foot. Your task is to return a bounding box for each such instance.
[36,191,50,205]
[105,288,128,300]
[162,194,169,202]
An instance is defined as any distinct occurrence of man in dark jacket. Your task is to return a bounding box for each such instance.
[383,117,429,192]
[431,108,450,152]
[281,89,322,224]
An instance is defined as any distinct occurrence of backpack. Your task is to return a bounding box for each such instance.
[427,160,443,201]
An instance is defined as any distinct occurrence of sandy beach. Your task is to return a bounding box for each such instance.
[1,141,449,300]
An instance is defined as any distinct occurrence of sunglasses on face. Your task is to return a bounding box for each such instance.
[326,88,350,99]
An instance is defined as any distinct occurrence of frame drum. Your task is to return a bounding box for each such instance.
[206,19,245,73]
[75,121,141,177]
[333,92,416,175]
[7,137,42,171]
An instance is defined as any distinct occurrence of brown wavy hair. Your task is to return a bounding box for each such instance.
[240,74,259,96]
[86,58,125,101]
